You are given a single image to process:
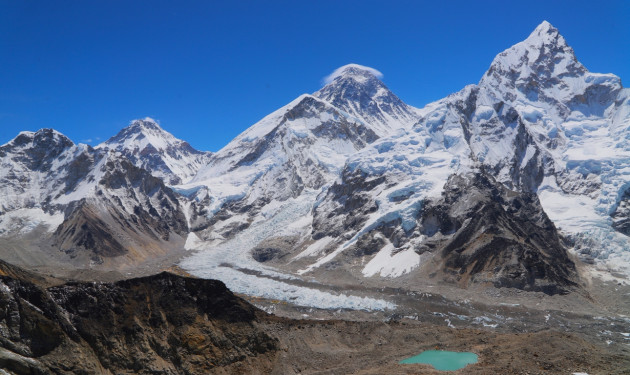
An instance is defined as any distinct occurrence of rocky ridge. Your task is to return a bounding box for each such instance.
[0,260,278,374]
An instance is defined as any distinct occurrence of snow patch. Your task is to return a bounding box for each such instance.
[362,243,424,278]
[295,237,335,259]
[184,233,204,251]
[0,208,64,235]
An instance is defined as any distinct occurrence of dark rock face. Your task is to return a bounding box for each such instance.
[312,167,384,240]
[251,247,283,263]
[0,262,278,374]
[55,201,128,258]
[54,158,188,263]
[419,172,578,295]
[611,187,630,236]
[250,237,296,263]
[312,165,578,294]
[99,159,189,239]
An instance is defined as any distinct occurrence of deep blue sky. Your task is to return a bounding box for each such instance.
[1,1,628,151]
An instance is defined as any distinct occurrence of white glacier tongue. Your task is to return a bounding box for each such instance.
[180,190,395,311]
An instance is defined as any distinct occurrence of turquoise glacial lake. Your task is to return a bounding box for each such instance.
[399,350,478,371]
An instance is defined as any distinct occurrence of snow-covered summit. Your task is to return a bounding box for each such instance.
[483,21,579,78]
[323,64,384,84]
[3,128,74,150]
[0,127,100,223]
[98,118,212,185]
[315,64,420,135]
[100,118,183,152]
[480,21,621,114]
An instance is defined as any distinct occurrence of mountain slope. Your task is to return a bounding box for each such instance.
[424,171,577,294]
[98,118,212,185]
[474,21,629,270]
[0,129,188,270]
[300,20,630,280]
[0,261,626,374]
[185,67,420,241]
[181,21,629,300]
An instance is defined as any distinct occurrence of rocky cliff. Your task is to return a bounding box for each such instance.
[0,261,278,374]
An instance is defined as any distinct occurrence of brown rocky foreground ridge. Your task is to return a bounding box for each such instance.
[0,260,627,374]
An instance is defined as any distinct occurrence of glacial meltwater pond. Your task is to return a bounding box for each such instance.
[400,350,478,371]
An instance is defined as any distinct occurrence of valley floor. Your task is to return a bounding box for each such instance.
[242,277,630,374]
[261,318,629,375]
[1,258,628,374]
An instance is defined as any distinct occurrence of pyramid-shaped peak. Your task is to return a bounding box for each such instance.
[524,20,567,48]
[489,21,575,68]
[113,117,175,141]
[314,64,419,135]
[128,117,163,131]
[99,117,181,152]
[323,64,384,85]
[533,20,556,34]
[480,21,585,88]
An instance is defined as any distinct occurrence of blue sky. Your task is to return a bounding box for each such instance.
[1,0,628,151]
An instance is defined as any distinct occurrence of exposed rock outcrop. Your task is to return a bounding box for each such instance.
[0,261,278,374]
[420,171,578,294]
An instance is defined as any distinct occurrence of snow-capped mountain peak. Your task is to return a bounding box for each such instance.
[484,20,578,75]
[314,64,420,135]
[100,117,178,152]
[322,63,384,85]
[6,128,74,150]
[479,21,621,120]
[528,20,565,45]
[98,118,212,185]
[0,129,77,174]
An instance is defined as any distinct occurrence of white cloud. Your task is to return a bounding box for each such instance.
[323,63,383,84]
[80,136,99,144]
